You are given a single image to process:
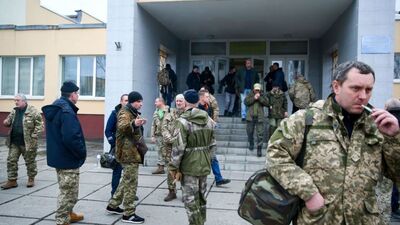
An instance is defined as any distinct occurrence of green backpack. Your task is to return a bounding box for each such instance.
[238,109,313,225]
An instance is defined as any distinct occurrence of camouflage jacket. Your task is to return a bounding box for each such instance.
[161,108,183,145]
[288,77,316,109]
[244,91,269,122]
[5,105,43,150]
[115,105,143,164]
[266,95,400,225]
[150,106,169,137]
[169,108,216,176]
[267,89,287,119]
[209,94,219,122]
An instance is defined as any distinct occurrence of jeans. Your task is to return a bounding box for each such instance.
[211,155,223,182]
[225,92,236,113]
[111,162,123,196]
[240,89,252,119]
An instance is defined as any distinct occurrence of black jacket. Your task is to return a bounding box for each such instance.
[186,72,201,91]
[42,97,87,169]
[388,107,400,125]
[220,72,236,94]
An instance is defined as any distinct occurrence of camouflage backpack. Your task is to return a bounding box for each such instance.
[238,109,313,225]
[157,68,171,86]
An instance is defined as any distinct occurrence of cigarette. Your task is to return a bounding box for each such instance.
[361,105,372,113]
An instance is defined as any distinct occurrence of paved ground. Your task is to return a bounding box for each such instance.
[0,137,253,225]
[0,136,399,225]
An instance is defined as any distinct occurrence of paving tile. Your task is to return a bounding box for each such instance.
[0,195,56,218]
[207,192,241,210]
[31,182,105,199]
[0,216,38,225]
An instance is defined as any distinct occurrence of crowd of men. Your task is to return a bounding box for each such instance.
[2,60,400,225]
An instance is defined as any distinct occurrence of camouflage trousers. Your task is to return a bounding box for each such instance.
[7,144,37,180]
[56,168,79,225]
[155,136,168,166]
[165,144,176,190]
[268,118,282,139]
[246,120,264,148]
[109,163,139,216]
[182,175,207,225]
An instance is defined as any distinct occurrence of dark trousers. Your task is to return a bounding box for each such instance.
[392,184,399,212]
[161,91,173,107]
[246,119,264,148]
[111,162,123,196]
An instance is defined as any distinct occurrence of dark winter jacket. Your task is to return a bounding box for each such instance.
[105,104,123,148]
[42,97,87,169]
[186,72,202,91]
[200,70,215,94]
[235,68,259,93]
[272,68,287,92]
[220,72,236,94]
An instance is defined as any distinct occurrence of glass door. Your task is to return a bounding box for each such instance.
[253,58,265,87]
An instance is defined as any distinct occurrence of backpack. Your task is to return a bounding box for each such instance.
[238,109,313,225]
[157,68,171,86]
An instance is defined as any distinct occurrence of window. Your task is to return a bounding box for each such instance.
[61,56,106,97]
[0,56,45,96]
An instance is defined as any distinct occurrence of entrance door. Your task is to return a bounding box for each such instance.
[269,56,308,114]
[253,58,265,87]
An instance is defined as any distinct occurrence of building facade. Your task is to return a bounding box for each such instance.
[106,0,396,136]
[0,0,106,139]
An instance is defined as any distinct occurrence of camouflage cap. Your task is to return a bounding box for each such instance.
[254,83,262,90]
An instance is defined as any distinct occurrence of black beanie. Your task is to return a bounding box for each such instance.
[128,91,143,103]
[60,81,79,93]
[184,89,199,104]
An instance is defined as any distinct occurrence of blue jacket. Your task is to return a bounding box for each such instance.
[104,104,123,148]
[42,97,87,169]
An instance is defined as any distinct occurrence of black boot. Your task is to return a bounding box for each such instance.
[257,146,262,157]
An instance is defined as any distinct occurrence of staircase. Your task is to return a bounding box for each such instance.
[144,116,267,172]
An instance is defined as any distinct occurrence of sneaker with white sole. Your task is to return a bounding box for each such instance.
[121,214,145,224]
[106,205,124,215]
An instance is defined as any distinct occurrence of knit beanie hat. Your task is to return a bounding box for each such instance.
[128,91,143,103]
[60,81,79,93]
[183,89,199,104]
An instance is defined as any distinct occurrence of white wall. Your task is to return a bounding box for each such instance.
[321,0,359,99]
[0,0,26,25]
[105,0,181,146]
[357,0,395,108]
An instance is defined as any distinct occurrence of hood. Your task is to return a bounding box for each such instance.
[297,77,308,83]
[114,103,122,112]
[181,108,208,125]
[42,104,62,122]
[42,97,77,121]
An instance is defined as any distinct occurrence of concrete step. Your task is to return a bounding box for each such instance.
[218,116,245,123]
[218,123,247,129]
[214,134,248,142]
[214,128,247,135]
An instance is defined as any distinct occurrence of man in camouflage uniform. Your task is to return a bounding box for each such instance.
[106,91,145,224]
[161,94,186,201]
[42,81,86,225]
[200,87,219,122]
[267,85,288,140]
[244,83,269,157]
[266,61,400,225]
[169,89,216,225]
[151,97,169,174]
[2,94,43,190]
[288,74,316,113]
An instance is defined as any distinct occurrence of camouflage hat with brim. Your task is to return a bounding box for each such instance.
[253,83,262,90]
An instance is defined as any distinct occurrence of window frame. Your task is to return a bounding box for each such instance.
[394,53,400,83]
[0,56,45,99]
[61,55,105,100]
